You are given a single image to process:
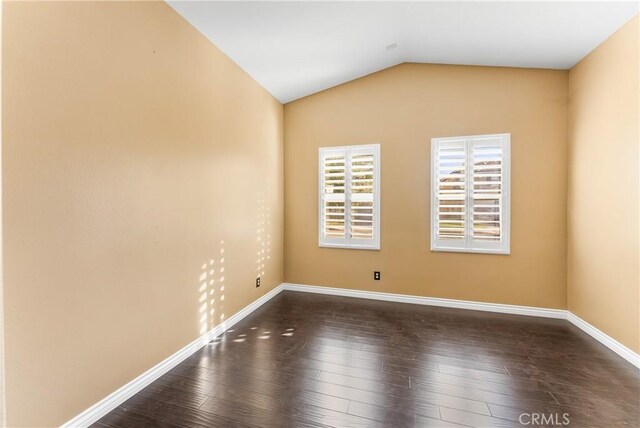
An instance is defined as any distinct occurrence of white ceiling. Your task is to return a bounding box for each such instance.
[167,1,639,103]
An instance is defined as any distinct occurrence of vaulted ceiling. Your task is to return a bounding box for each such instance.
[168,1,639,103]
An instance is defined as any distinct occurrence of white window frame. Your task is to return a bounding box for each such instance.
[430,133,510,255]
[318,144,381,250]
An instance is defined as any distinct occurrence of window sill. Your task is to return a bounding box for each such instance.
[319,244,380,251]
[431,246,510,255]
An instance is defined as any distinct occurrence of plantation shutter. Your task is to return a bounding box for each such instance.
[319,145,380,249]
[349,147,375,242]
[434,139,467,244]
[471,137,505,244]
[321,149,347,243]
[431,134,510,254]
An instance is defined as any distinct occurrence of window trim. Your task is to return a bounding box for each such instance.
[430,133,511,255]
[318,144,381,250]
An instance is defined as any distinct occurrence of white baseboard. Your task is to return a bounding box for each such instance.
[61,284,285,428]
[62,281,639,427]
[282,283,566,319]
[282,283,640,369]
[566,311,640,369]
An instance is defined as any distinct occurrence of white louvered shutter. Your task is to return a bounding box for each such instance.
[321,149,346,243]
[471,137,504,245]
[319,145,380,249]
[431,134,510,254]
[434,139,467,243]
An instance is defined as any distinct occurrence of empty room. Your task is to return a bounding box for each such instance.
[0,1,638,427]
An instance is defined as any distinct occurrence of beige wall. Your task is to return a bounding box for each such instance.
[284,63,568,309]
[0,1,5,425]
[567,16,639,354]
[2,2,283,426]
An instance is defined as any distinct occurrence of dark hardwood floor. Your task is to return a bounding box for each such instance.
[94,291,639,427]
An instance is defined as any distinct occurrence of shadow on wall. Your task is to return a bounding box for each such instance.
[198,240,226,335]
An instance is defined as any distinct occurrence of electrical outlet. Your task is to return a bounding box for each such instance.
[374,271,381,280]
[256,277,261,288]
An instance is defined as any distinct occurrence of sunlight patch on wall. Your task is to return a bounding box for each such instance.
[198,240,226,335]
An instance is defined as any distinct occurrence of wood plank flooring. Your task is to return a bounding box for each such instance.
[94,291,639,427]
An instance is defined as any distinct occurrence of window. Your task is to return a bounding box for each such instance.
[319,144,380,250]
[431,133,510,254]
